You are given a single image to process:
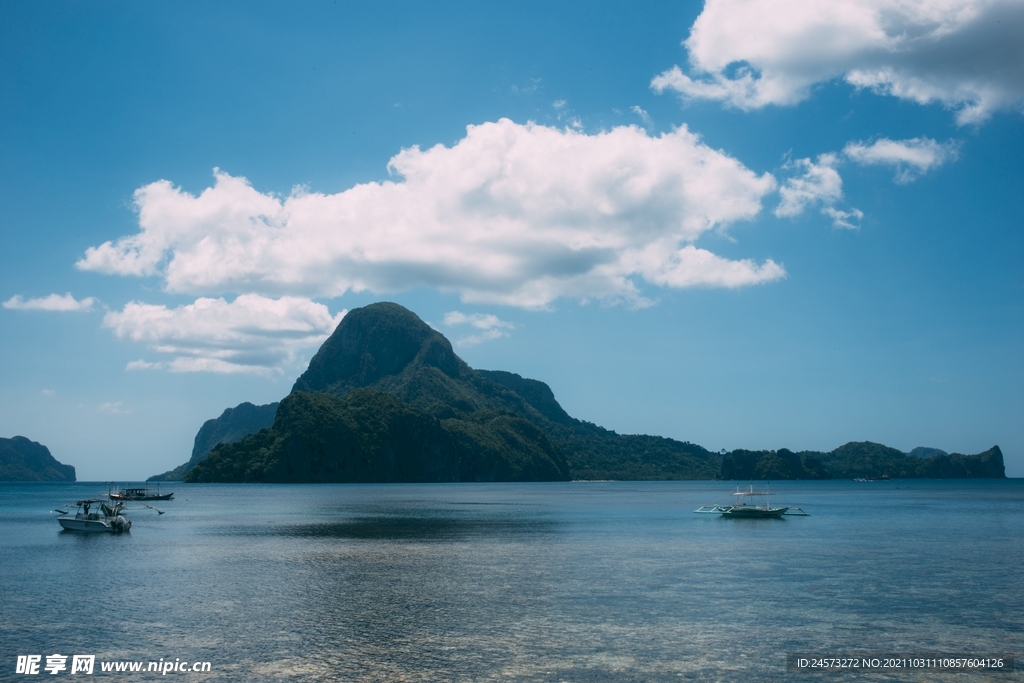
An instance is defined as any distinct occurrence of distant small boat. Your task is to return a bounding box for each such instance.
[108,487,174,501]
[695,484,809,518]
[57,500,132,533]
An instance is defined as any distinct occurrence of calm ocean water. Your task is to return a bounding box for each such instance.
[1,480,1021,682]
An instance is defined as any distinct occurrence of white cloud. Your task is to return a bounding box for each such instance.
[776,154,844,215]
[627,244,787,288]
[631,105,654,127]
[443,311,513,330]
[126,360,165,371]
[3,293,97,312]
[775,154,863,229]
[653,66,773,107]
[41,389,56,397]
[77,119,783,309]
[104,294,345,374]
[843,137,960,182]
[98,401,130,415]
[822,206,865,230]
[443,311,515,345]
[653,0,1024,124]
[511,78,542,95]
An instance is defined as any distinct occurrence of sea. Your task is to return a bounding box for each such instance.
[1,479,1021,682]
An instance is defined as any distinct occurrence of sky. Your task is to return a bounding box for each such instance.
[2,0,1022,480]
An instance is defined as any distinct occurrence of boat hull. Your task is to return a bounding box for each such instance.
[108,489,173,501]
[58,516,131,533]
[108,493,173,501]
[720,506,789,518]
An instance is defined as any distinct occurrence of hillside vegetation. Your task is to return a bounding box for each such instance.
[184,302,1005,483]
[149,402,278,481]
[0,436,76,481]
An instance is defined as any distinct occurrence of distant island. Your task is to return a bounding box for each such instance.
[154,302,1004,483]
[0,436,76,481]
[721,442,1004,480]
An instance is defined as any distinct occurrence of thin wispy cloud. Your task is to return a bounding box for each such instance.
[77,120,787,310]
[105,294,345,375]
[97,401,130,415]
[653,0,1024,124]
[443,311,515,346]
[511,78,542,96]
[822,207,865,231]
[3,293,97,312]
[631,105,653,127]
[844,137,960,183]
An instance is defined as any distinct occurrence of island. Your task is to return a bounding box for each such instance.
[0,436,76,481]
[159,302,1003,483]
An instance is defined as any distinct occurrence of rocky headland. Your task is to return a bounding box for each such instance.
[0,436,76,481]
[156,302,1004,483]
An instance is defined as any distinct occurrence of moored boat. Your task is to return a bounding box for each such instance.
[108,486,174,501]
[695,484,808,518]
[56,499,132,533]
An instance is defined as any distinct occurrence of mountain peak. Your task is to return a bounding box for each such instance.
[0,436,76,481]
[292,302,464,395]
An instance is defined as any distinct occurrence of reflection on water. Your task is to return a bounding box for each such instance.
[267,515,558,540]
[2,480,1022,682]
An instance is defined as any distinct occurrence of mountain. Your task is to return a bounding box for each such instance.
[188,302,717,482]
[182,302,1006,483]
[149,402,279,481]
[0,436,76,481]
[189,303,576,482]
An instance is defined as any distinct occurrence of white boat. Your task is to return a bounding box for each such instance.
[56,499,132,533]
[695,484,809,518]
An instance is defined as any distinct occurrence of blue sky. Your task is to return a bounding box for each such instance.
[2,0,1022,480]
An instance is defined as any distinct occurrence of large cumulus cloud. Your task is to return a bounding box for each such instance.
[653,0,1024,124]
[78,119,784,310]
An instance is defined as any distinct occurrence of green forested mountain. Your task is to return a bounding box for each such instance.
[149,401,278,481]
[189,303,574,482]
[184,302,1005,483]
[188,302,714,482]
[0,436,76,481]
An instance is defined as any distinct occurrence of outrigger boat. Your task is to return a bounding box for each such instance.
[695,484,809,518]
[56,499,133,533]
[54,497,165,533]
[107,486,173,501]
